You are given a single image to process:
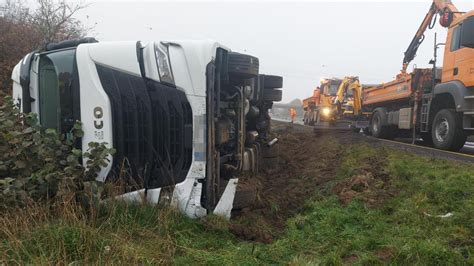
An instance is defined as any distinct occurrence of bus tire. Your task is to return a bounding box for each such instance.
[228,52,259,79]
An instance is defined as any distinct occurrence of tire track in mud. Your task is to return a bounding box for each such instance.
[231,122,345,243]
[229,120,473,243]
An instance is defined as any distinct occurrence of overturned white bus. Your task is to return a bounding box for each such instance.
[11,38,283,218]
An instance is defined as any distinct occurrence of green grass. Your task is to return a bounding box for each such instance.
[1,144,473,265]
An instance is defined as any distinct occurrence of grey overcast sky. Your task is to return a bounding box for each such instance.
[71,0,474,102]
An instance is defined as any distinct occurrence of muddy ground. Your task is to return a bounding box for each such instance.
[231,122,365,243]
[230,121,474,243]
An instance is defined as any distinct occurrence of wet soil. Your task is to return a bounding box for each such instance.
[229,121,473,243]
[231,122,345,242]
[230,121,401,243]
[331,155,397,208]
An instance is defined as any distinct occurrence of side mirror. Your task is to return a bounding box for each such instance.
[461,16,474,48]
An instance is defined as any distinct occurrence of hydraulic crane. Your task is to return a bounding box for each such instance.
[362,0,474,151]
[334,76,363,117]
[402,0,461,73]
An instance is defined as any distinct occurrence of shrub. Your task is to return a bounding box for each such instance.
[0,97,114,209]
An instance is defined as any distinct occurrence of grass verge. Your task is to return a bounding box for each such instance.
[1,143,473,264]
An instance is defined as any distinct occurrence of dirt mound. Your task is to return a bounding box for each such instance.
[229,224,273,244]
[333,172,395,207]
[375,247,395,262]
[332,148,397,208]
[230,122,401,243]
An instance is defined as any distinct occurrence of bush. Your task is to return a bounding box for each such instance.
[0,97,114,209]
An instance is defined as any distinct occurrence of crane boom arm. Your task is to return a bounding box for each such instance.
[402,0,460,72]
[335,76,363,116]
[349,81,362,116]
[335,78,349,105]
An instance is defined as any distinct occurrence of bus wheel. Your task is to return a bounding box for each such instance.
[431,109,466,151]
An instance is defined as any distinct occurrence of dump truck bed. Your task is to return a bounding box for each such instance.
[363,68,433,107]
[364,76,414,106]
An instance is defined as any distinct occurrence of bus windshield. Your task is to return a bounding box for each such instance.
[38,49,78,133]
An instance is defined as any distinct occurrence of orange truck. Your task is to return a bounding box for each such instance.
[302,87,320,125]
[362,0,474,151]
[302,78,342,126]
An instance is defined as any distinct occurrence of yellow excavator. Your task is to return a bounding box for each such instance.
[334,76,363,118]
[335,76,374,133]
[313,76,369,133]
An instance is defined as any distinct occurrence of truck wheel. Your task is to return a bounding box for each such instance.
[371,111,393,139]
[263,75,283,89]
[370,112,383,138]
[431,109,466,151]
[228,52,259,79]
[262,89,282,102]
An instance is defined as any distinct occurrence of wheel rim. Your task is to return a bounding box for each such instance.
[435,118,449,143]
[372,115,380,134]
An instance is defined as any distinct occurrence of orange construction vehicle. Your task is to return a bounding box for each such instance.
[302,87,321,125]
[302,78,342,126]
[304,77,372,132]
[363,0,474,151]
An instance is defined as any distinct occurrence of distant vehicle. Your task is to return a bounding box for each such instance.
[303,77,371,133]
[11,38,283,218]
[302,87,320,126]
[363,0,474,151]
[302,78,342,126]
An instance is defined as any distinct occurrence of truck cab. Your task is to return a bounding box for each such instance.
[11,38,283,218]
[442,11,474,86]
[318,78,342,122]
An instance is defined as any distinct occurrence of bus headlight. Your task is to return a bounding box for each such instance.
[154,42,175,85]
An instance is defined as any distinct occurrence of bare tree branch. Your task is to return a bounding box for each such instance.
[32,0,91,45]
[0,0,94,92]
